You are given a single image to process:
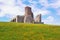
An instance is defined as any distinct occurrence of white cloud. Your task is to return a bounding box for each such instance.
[28,0,38,4]
[49,0,60,8]
[49,0,60,16]
[0,0,26,18]
[38,0,60,8]
[38,9,50,15]
[55,8,60,15]
[0,6,20,16]
[39,0,49,8]
[43,16,55,24]
[38,0,60,16]
[0,0,15,6]
[34,9,50,17]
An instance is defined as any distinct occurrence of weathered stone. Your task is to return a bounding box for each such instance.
[35,14,41,22]
[24,15,33,23]
[11,18,16,22]
[25,6,33,18]
[10,6,44,24]
[24,6,34,23]
[35,14,44,24]
[16,15,24,22]
[11,15,24,23]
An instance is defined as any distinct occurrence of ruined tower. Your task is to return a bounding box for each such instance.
[24,6,34,23]
[10,6,44,24]
[35,14,41,22]
[35,14,44,24]
[25,6,33,18]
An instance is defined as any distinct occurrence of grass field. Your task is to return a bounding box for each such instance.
[0,22,60,40]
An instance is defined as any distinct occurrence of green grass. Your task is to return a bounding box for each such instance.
[0,22,60,40]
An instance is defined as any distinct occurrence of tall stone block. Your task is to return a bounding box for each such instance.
[16,15,24,23]
[24,15,33,23]
[24,6,34,23]
[35,14,41,23]
[25,6,33,18]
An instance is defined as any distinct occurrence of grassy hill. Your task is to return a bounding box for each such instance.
[0,22,60,40]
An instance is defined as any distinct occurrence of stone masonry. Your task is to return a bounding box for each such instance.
[11,15,24,23]
[34,14,44,24]
[24,6,34,23]
[10,6,44,24]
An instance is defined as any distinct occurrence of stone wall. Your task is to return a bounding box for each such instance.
[35,14,41,23]
[35,14,44,24]
[11,18,16,22]
[16,15,24,23]
[24,15,33,23]
[11,15,24,23]
[10,6,44,24]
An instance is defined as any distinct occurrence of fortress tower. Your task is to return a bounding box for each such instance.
[24,6,34,23]
[35,14,41,22]
[35,14,44,24]
[25,6,33,18]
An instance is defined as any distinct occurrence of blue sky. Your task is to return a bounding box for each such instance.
[0,0,60,25]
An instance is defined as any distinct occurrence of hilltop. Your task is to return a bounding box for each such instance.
[0,22,60,40]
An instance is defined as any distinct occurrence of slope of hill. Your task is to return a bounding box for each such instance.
[0,22,60,40]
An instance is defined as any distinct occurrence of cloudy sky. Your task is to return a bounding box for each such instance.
[0,0,60,25]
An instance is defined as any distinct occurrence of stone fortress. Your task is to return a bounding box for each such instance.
[11,6,44,24]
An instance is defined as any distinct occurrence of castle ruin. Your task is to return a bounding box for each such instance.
[11,6,44,24]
